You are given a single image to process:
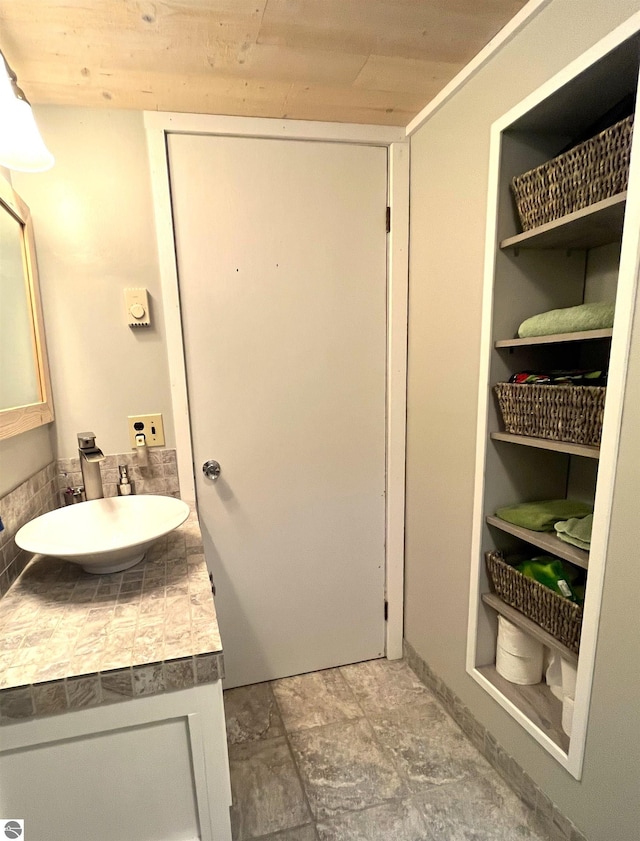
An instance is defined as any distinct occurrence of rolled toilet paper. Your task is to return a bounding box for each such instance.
[545,652,564,701]
[561,658,577,699]
[562,694,574,737]
[496,616,544,685]
[497,615,544,658]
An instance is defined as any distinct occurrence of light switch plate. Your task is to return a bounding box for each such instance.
[128,414,165,447]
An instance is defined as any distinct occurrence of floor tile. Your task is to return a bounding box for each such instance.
[340,659,434,715]
[289,717,407,820]
[416,775,549,840]
[253,826,318,841]
[316,798,428,841]
[229,736,311,840]
[225,681,285,745]
[369,701,492,790]
[272,668,362,732]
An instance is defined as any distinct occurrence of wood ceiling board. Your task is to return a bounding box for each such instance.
[16,44,367,88]
[0,0,531,125]
[258,0,529,61]
[210,43,368,85]
[26,68,294,116]
[353,55,464,94]
[275,98,417,126]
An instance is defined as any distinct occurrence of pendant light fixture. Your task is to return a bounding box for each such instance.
[0,50,53,172]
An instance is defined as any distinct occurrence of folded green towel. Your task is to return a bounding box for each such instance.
[518,301,615,338]
[495,500,593,532]
[555,513,593,550]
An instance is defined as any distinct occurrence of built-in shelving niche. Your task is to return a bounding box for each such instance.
[467,25,640,778]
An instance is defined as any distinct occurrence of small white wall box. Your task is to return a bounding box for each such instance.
[125,288,151,327]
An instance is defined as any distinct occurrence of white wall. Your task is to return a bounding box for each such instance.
[405,1,640,839]
[12,107,174,460]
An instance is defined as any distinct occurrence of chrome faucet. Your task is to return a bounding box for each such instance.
[77,432,105,500]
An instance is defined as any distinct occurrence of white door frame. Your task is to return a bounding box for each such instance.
[144,112,409,660]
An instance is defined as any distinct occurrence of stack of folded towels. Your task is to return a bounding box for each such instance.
[517,301,614,339]
[554,513,593,550]
[496,499,593,550]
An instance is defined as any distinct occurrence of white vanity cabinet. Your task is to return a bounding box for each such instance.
[0,683,232,841]
[467,23,640,779]
[0,512,232,840]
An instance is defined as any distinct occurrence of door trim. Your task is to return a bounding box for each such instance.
[144,112,409,660]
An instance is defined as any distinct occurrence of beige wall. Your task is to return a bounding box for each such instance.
[12,107,174,461]
[405,1,640,839]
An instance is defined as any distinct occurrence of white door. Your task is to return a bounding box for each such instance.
[168,134,388,688]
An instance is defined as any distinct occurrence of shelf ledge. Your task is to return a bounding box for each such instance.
[476,663,570,753]
[486,514,589,570]
[495,328,613,349]
[490,431,600,459]
[500,192,626,251]
[482,593,579,663]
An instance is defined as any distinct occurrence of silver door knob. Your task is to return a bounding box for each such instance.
[202,460,221,481]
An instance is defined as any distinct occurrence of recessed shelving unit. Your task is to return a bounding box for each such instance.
[467,24,640,778]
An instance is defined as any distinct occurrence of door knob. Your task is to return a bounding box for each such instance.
[202,460,221,481]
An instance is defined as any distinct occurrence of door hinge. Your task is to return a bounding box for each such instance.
[384,600,389,621]
[386,206,391,233]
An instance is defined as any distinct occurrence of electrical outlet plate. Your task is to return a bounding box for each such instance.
[128,414,165,448]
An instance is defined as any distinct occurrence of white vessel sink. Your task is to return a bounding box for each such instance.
[16,495,190,574]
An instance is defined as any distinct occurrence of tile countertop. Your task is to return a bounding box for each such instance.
[0,508,224,724]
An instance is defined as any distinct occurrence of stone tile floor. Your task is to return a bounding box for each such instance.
[223,658,553,841]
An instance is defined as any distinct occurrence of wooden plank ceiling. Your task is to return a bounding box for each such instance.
[0,1,529,126]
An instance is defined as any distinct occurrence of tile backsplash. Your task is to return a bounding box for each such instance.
[0,462,59,598]
[0,448,180,599]
[58,448,180,499]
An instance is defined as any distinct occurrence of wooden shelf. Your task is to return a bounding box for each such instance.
[500,192,626,251]
[477,664,569,753]
[495,328,613,349]
[482,593,578,663]
[490,431,600,460]
[486,515,589,570]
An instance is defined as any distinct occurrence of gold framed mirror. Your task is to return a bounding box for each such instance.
[0,173,53,439]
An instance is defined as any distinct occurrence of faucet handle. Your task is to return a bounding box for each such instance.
[77,432,97,449]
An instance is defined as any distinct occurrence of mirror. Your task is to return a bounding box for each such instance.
[0,174,53,438]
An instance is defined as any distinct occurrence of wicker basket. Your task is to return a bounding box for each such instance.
[511,114,634,231]
[494,383,605,446]
[485,550,583,654]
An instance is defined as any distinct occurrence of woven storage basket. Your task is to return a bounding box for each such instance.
[511,114,634,231]
[494,383,605,446]
[485,550,583,654]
